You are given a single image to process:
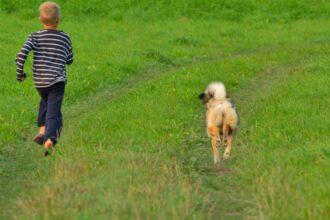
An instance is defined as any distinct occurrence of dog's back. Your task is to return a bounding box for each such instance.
[204,82,238,131]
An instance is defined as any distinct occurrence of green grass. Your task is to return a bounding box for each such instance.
[1,0,330,21]
[0,1,329,219]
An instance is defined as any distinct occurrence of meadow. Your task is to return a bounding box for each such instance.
[0,0,329,219]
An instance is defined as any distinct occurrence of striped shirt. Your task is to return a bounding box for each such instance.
[16,29,73,88]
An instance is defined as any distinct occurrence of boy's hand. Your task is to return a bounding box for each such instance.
[16,73,27,82]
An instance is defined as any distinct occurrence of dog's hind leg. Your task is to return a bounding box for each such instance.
[223,124,229,142]
[208,126,220,164]
[218,129,224,144]
[223,133,233,160]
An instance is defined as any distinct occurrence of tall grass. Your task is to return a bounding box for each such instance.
[1,0,329,21]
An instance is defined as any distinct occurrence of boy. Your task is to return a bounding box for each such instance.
[16,1,73,156]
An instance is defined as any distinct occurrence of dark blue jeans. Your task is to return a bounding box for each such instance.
[37,82,65,145]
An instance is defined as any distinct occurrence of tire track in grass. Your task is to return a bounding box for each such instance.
[185,64,303,218]
[233,56,318,148]
[185,52,328,218]
[220,56,325,217]
[0,44,317,217]
[224,64,304,217]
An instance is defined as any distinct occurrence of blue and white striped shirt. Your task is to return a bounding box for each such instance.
[16,29,73,88]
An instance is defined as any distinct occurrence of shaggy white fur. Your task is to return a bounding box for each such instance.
[205,82,226,100]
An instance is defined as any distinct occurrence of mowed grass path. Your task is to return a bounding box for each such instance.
[0,13,329,219]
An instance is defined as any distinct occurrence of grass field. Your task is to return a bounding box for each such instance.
[0,1,329,219]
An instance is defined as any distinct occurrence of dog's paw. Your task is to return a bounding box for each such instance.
[222,153,230,160]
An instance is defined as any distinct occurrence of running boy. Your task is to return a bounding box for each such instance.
[16,1,73,156]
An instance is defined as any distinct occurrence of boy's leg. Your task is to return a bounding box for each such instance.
[44,82,65,148]
[37,97,47,128]
[39,126,46,135]
[34,89,48,145]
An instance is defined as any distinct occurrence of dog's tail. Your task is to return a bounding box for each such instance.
[206,82,226,100]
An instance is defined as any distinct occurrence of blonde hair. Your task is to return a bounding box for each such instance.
[39,1,60,25]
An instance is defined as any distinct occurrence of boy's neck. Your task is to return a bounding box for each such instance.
[43,24,58,30]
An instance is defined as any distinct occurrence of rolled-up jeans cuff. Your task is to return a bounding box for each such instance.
[37,122,45,127]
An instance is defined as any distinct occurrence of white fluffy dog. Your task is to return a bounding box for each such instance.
[199,82,239,163]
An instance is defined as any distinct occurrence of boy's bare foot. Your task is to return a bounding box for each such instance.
[44,139,54,156]
[33,133,45,145]
[34,126,46,145]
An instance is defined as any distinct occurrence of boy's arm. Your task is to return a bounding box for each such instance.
[15,34,34,81]
[66,49,73,65]
[66,38,74,65]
